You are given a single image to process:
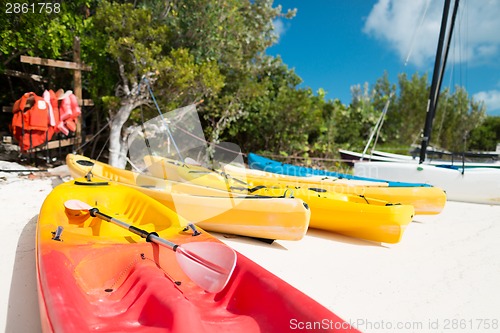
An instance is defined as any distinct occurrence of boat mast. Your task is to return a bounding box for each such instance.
[419,0,460,164]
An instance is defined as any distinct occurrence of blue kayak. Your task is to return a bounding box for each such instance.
[247,153,432,188]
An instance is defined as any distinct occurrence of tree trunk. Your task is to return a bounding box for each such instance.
[108,103,135,168]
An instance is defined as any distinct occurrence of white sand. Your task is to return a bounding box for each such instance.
[1,162,499,332]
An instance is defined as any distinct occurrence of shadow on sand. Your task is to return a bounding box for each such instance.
[6,215,42,332]
[214,232,290,251]
[214,227,387,250]
[305,228,388,248]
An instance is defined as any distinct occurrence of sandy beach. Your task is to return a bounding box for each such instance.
[1,162,499,332]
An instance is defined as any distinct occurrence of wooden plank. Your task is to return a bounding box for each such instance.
[82,99,94,106]
[73,37,83,149]
[27,136,91,153]
[4,100,93,111]
[3,69,46,82]
[27,137,75,152]
[20,55,92,71]
[73,37,83,101]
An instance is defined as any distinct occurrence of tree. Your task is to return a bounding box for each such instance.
[224,56,328,156]
[333,82,378,149]
[88,1,224,167]
[4,0,490,162]
[432,86,486,151]
[384,72,429,145]
[164,0,296,145]
[469,116,500,151]
[346,72,487,153]
[85,0,298,166]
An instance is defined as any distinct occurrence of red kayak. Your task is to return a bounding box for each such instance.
[36,178,358,332]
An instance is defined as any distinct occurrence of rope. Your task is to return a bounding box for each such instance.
[73,122,110,152]
[96,135,110,162]
[140,80,246,160]
[404,0,432,66]
[143,77,184,161]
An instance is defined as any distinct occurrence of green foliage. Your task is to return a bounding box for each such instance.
[88,1,169,97]
[1,0,493,160]
[223,57,327,156]
[0,0,96,102]
[0,1,92,62]
[370,73,488,153]
[163,0,298,146]
[468,116,500,151]
[166,0,294,65]
[432,87,487,151]
[154,48,225,109]
[340,83,378,147]
[87,0,224,118]
[383,72,430,144]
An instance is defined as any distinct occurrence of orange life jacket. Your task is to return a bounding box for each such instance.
[11,90,81,150]
[11,92,54,151]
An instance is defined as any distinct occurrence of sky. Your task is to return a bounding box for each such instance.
[268,0,500,116]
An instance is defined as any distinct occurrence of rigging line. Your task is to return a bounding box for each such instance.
[136,84,245,161]
[139,105,154,159]
[361,103,385,161]
[72,122,110,152]
[435,66,454,144]
[152,110,248,158]
[126,156,146,173]
[136,80,246,161]
[404,0,432,66]
[96,134,110,163]
[167,121,208,145]
[137,78,154,159]
[143,77,184,161]
[361,92,394,161]
[370,97,391,156]
[138,103,248,160]
[457,0,468,95]
[177,126,246,158]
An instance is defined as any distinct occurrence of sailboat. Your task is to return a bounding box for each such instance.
[339,147,500,168]
[352,0,500,205]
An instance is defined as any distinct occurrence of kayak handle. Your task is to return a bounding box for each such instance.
[51,226,64,241]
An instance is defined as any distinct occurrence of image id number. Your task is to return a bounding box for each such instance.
[5,2,61,14]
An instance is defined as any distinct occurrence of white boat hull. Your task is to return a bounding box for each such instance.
[354,161,500,205]
[340,149,500,168]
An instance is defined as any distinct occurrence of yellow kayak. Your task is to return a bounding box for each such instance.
[66,154,310,241]
[143,156,415,244]
[145,155,446,215]
[222,163,446,215]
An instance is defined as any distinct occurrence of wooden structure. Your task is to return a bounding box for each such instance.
[10,37,93,154]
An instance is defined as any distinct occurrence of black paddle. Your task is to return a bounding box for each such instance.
[64,199,237,293]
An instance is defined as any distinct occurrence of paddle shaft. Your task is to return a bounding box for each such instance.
[88,208,178,250]
[88,208,228,275]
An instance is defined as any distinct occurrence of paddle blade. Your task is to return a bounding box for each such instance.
[175,242,237,293]
[64,199,92,211]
